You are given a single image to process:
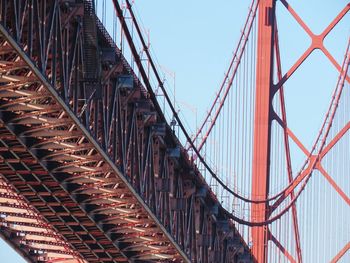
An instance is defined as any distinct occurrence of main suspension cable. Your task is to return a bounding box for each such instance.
[112,0,350,224]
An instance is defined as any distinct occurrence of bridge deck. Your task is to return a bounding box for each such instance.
[0,1,252,262]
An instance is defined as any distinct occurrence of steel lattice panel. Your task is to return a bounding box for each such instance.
[0,0,252,262]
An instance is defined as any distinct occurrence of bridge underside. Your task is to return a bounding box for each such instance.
[0,177,84,263]
[0,0,252,262]
[0,33,178,262]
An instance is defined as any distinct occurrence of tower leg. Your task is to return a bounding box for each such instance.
[251,0,275,262]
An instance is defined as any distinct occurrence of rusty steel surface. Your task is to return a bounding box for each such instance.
[0,0,252,262]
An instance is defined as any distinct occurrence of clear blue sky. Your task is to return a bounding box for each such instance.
[1,0,349,262]
[0,238,28,262]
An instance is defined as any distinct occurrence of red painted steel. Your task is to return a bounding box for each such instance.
[251,0,275,262]
[0,0,253,262]
[192,0,258,152]
[274,23,302,263]
[330,242,350,263]
[275,1,350,90]
[269,232,296,263]
[0,0,349,262]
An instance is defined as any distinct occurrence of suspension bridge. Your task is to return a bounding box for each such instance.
[0,0,348,262]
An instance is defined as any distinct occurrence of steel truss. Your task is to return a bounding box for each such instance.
[0,0,252,262]
[0,177,83,263]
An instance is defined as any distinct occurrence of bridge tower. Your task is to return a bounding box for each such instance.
[251,0,275,262]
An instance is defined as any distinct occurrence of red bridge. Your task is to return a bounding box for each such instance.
[0,0,349,262]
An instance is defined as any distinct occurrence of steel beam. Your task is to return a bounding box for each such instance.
[0,0,252,262]
[251,0,275,262]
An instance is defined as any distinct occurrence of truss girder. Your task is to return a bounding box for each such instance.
[0,0,252,262]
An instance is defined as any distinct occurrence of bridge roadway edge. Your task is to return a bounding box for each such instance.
[0,2,253,262]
